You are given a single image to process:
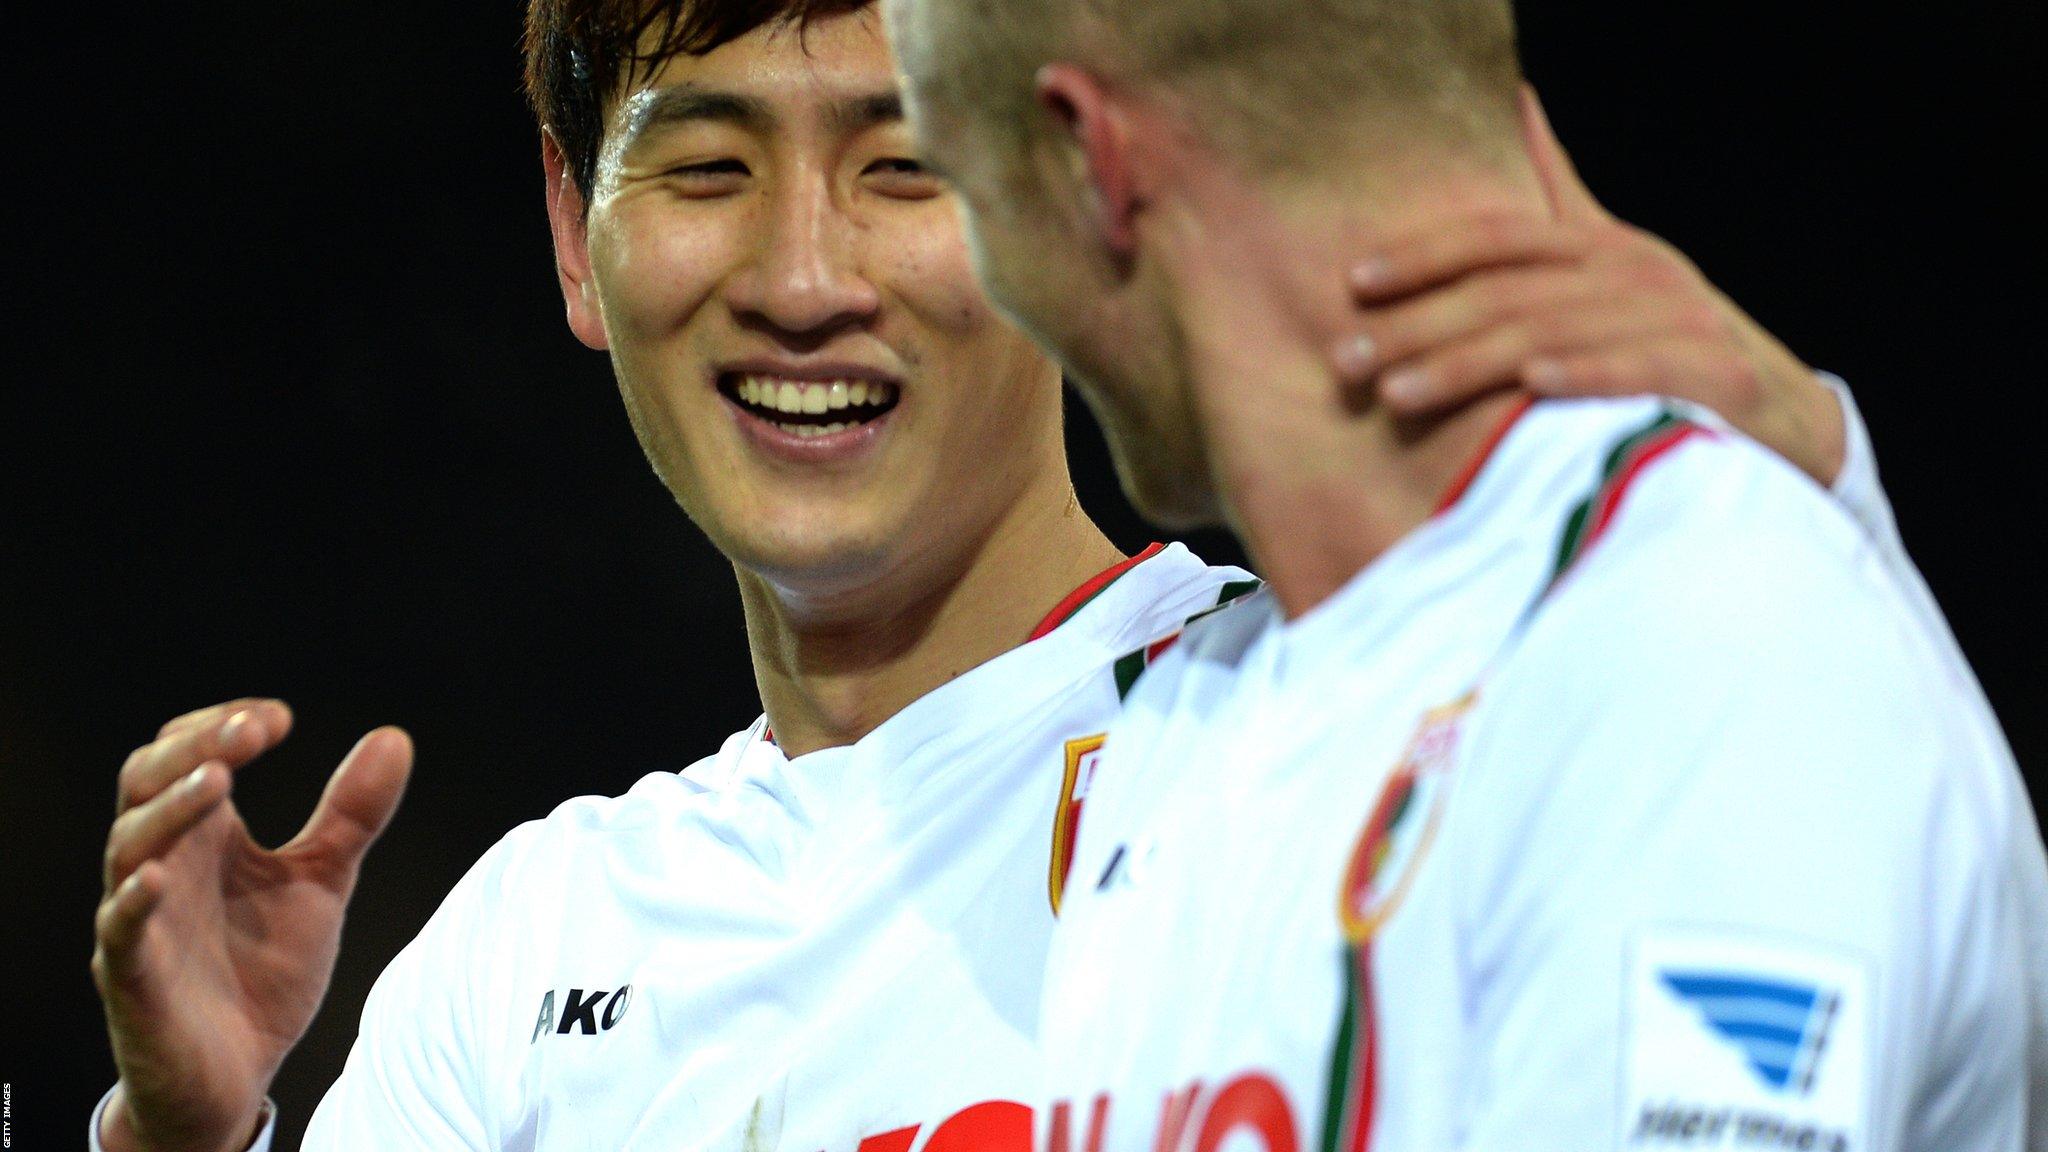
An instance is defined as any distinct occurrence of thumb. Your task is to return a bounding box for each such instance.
[286,726,413,882]
[1519,84,1609,225]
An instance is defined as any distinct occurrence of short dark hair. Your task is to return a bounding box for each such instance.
[524,0,873,199]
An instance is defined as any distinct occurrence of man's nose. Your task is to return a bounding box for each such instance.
[724,178,881,341]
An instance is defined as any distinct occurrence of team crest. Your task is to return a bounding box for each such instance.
[1049,734,1107,914]
[1337,693,1473,942]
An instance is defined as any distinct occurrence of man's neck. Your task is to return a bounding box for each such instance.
[1159,155,1549,619]
[734,477,1127,759]
[1214,389,1525,619]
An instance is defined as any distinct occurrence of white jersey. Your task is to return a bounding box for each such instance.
[194,543,1245,1152]
[1040,398,2047,1152]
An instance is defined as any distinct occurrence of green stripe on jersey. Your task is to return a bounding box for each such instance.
[1216,579,1262,605]
[1318,951,1363,1152]
[1110,579,1265,702]
[1113,651,1149,701]
[1546,409,1690,591]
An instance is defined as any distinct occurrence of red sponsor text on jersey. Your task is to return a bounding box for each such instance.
[837,1077,1300,1152]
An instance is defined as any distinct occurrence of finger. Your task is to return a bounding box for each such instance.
[284,727,415,883]
[104,763,233,893]
[1519,85,1610,226]
[156,697,291,741]
[1523,338,1757,406]
[1379,300,1685,413]
[1340,265,1602,388]
[93,862,168,991]
[1344,214,1589,305]
[119,701,291,816]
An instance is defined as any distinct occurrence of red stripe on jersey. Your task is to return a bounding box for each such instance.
[1588,423,1707,543]
[1028,542,1168,642]
[1433,396,1538,516]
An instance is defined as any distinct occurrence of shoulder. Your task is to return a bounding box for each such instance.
[1111,578,1273,712]
[490,739,762,892]
[404,729,757,951]
[1099,544,1259,655]
[1512,415,1954,734]
[1457,412,2020,931]
[325,729,765,1130]
[1440,419,2040,1134]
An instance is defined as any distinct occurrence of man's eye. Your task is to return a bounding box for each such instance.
[665,160,749,194]
[863,158,944,198]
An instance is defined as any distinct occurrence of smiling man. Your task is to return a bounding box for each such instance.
[886,0,2048,1147]
[89,2,1882,1151]
[91,8,1242,1149]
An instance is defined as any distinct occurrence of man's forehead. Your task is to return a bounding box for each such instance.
[613,81,904,142]
[608,9,902,132]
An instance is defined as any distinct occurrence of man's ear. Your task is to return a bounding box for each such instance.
[1033,64,1141,261]
[542,130,610,351]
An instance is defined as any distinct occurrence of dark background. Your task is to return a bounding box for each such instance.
[5,3,2042,1148]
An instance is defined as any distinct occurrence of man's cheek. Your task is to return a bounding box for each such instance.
[889,246,991,333]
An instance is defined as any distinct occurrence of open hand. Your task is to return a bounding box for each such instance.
[93,699,412,1152]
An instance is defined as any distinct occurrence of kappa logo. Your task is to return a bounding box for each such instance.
[530,985,634,1043]
[1094,838,1156,893]
[1661,971,1840,1095]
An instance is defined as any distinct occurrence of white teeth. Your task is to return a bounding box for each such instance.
[737,376,898,418]
[772,421,855,439]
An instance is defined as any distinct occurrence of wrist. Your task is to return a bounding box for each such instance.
[100,1083,269,1152]
[1799,366,1849,486]
[98,1086,147,1152]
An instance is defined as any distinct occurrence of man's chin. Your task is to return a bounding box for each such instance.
[721,521,910,600]
[1109,441,1219,533]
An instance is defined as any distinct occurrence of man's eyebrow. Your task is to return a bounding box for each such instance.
[826,91,905,135]
[616,86,773,147]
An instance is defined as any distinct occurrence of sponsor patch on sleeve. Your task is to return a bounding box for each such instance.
[1623,928,1871,1152]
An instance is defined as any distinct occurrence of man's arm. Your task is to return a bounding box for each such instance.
[1434,476,2036,1151]
[1325,86,1850,490]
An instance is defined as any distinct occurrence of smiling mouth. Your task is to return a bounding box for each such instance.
[717,374,901,438]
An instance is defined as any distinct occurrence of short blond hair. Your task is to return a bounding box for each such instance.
[906,0,1522,175]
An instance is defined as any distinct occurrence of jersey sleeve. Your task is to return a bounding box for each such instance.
[1436,491,2035,1152]
[1819,373,1892,547]
[298,829,537,1150]
[1816,373,1982,692]
[88,1091,276,1152]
